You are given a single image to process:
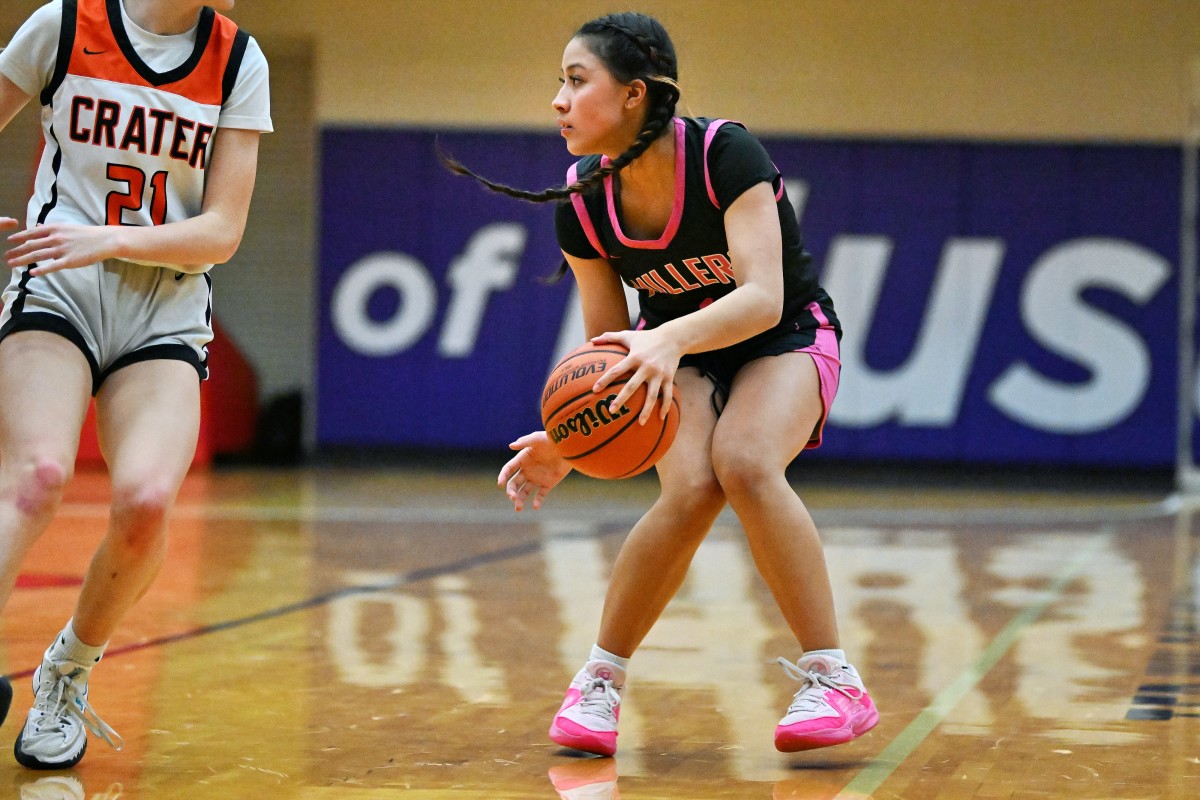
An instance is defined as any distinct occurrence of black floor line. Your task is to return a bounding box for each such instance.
[2,536,548,682]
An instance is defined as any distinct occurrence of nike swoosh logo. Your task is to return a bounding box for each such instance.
[83,47,106,55]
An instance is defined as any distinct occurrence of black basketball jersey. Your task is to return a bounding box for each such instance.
[555,116,837,345]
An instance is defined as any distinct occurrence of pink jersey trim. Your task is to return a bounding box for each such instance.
[703,118,731,208]
[704,119,786,206]
[602,117,686,250]
[566,162,609,259]
[797,301,841,449]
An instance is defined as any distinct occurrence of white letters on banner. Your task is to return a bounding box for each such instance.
[439,223,526,357]
[826,236,1005,427]
[989,239,1170,433]
[331,252,437,356]
[330,218,1169,436]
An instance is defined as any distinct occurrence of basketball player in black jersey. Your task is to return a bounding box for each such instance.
[445,11,877,760]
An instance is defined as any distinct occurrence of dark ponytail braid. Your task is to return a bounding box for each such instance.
[440,12,681,204]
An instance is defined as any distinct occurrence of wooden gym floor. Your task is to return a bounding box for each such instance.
[0,462,1195,799]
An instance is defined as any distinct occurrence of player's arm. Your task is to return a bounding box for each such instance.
[0,72,31,138]
[5,128,262,275]
[497,249,625,509]
[567,251,631,338]
[110,127,262,271]
[592,181,783,421]
[651,181,782,353]
[0,73,34,237]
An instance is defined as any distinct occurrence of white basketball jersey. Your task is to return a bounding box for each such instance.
[29,0,251,234]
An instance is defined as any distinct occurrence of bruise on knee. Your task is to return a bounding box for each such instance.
[14,459,72,516]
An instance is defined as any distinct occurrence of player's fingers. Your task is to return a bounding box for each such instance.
[507,478,528,511]
[606,367,645,414]
[659,379,675,419]
[4,224,57,246]
[590,331,626,347]
[27,260,69,276]
[3,240,43,262]
[4,226,34,244]
[509,432,543,449]
[7,243,60,268]
[515,481,539,512]
[498,453,527,486]
[637,379,663,424]
[593,355,634,392]
[531,485,550,510]
[24,260,61,276]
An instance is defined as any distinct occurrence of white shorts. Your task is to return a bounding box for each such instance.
[0,259,212,394]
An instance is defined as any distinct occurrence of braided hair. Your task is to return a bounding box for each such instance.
[440,12,681,203]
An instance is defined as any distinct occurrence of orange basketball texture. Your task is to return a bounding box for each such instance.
[541,341,681,479]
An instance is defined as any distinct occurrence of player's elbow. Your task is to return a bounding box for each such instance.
[211,232,243,265]
[749,285,783,332]
[205,214,246,265]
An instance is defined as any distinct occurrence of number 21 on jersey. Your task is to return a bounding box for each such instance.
[106,163,168,226]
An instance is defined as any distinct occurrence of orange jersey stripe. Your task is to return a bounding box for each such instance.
[66,0,239,106]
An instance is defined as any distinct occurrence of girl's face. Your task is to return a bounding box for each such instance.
[552,37,646,157]
[206,1,236,10]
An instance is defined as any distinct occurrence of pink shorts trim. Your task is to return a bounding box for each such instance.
[797,302,840,449]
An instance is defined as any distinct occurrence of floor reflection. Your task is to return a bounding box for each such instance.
[0,468,1194,798]
[12,775,124,800]
[548,757,618,799]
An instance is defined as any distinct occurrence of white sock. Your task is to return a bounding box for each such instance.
[588,644,630,671]
[803,648,846,665]
[48,620,107,669]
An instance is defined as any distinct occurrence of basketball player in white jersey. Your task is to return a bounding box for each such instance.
[0,0,270,768]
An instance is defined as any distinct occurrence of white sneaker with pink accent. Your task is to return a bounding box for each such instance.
[774,653,878,752]
[549,660,624,756]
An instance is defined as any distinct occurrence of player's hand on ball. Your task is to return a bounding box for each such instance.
[498,430,571,511]
[592,328,680,425]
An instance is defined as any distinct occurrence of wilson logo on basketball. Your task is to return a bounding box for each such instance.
[541,358,611,406]
[547,394,630,445]
[541,341,679,479]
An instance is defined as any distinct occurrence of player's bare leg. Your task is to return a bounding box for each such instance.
[0,333,91,731]
[550,369,724,755]
[715,352,878,751]
[15,359,198,768]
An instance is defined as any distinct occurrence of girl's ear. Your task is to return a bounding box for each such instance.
[623,79,648,110]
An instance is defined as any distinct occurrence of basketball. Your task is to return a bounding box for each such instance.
[541,341,681,479]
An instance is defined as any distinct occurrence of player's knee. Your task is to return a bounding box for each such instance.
[110,482,174,546]
[711,444,773,499]
[10,457,73,517]
[659,467,725,519]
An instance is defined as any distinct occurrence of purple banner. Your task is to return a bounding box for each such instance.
[319,127,1181,467]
